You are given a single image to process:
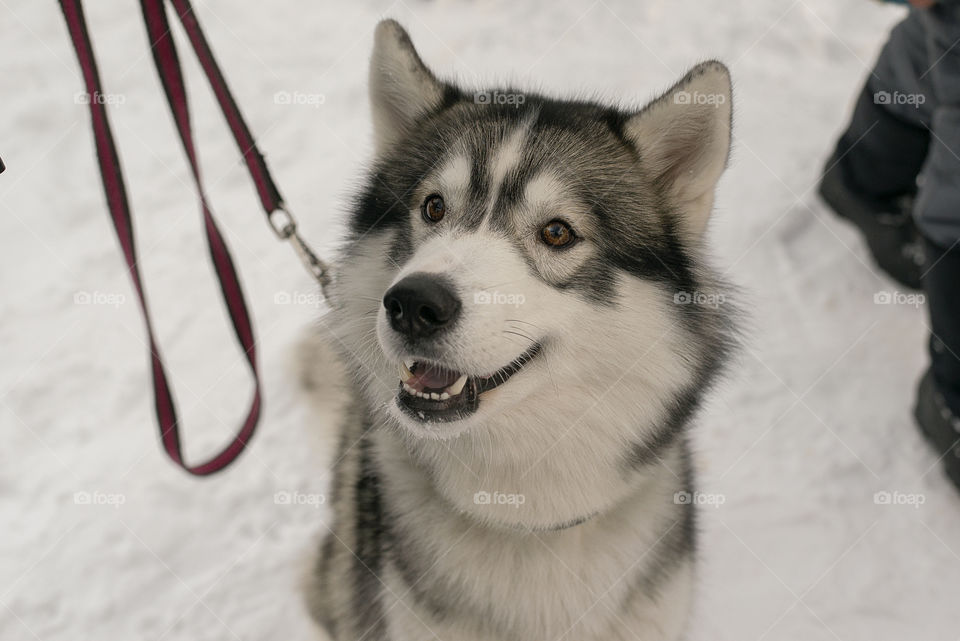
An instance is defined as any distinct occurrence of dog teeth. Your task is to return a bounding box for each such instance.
[446,374,468,396]
[399,365,467,402]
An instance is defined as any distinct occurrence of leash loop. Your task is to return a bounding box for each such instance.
[58,0,329,475]
[268,205,296,239]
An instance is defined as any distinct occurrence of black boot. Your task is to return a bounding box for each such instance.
[818,153,925,289]
[914,237,960,492]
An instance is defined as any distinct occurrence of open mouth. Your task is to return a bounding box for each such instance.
[396,344,542,422]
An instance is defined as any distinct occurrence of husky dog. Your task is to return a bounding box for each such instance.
[305,19,737,641]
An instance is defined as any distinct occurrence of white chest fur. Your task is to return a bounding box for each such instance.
[372,431,695,641]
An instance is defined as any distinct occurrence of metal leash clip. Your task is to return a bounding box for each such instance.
[269,204,332,295]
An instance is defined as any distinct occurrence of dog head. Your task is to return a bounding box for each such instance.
[325,21,736,524]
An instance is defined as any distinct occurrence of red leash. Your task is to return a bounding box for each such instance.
[59,0,327,475]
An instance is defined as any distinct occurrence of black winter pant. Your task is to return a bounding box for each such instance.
[838,3,960,248]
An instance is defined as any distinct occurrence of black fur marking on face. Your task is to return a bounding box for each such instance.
[599,108,641,157]
[437,83,465,113]
[552,256,621,306]
[387,220,414,268]
[351,170,411,237]
[467,143,492,221]
[486,170,527,232]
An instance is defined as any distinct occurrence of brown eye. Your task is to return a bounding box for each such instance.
[540,220,576,248]
[422,194,446,223]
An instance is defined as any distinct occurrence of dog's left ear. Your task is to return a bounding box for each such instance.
[369,20,447,154]
[624,61,732,240]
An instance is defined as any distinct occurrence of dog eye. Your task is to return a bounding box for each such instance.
[422,194,446,223]
[540,220,576,248]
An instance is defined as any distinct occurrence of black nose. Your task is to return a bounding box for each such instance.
[383,273,461,339]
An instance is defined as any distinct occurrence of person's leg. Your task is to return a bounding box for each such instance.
[912,2,960,490]
[915,240,960,487]
[836,10,934,198]
[916,243,960,411]
[914,2,960,251]
[819,10,936,288]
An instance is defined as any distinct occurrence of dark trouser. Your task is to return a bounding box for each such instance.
[836,4,960,412]
[837,4,960,248]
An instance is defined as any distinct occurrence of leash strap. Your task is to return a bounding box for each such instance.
[158,0,329,285]
[59,0,322,475]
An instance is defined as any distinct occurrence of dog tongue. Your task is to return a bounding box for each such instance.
[413,364,461,390]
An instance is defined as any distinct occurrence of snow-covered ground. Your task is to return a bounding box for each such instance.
[2,1,959,639]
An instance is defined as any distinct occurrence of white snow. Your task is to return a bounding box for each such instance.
[2,1,959,639]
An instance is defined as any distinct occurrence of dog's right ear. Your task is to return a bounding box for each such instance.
[369,20,446,154]
[623,61,732,241]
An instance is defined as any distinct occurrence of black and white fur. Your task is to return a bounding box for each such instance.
[304,19,737,641]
